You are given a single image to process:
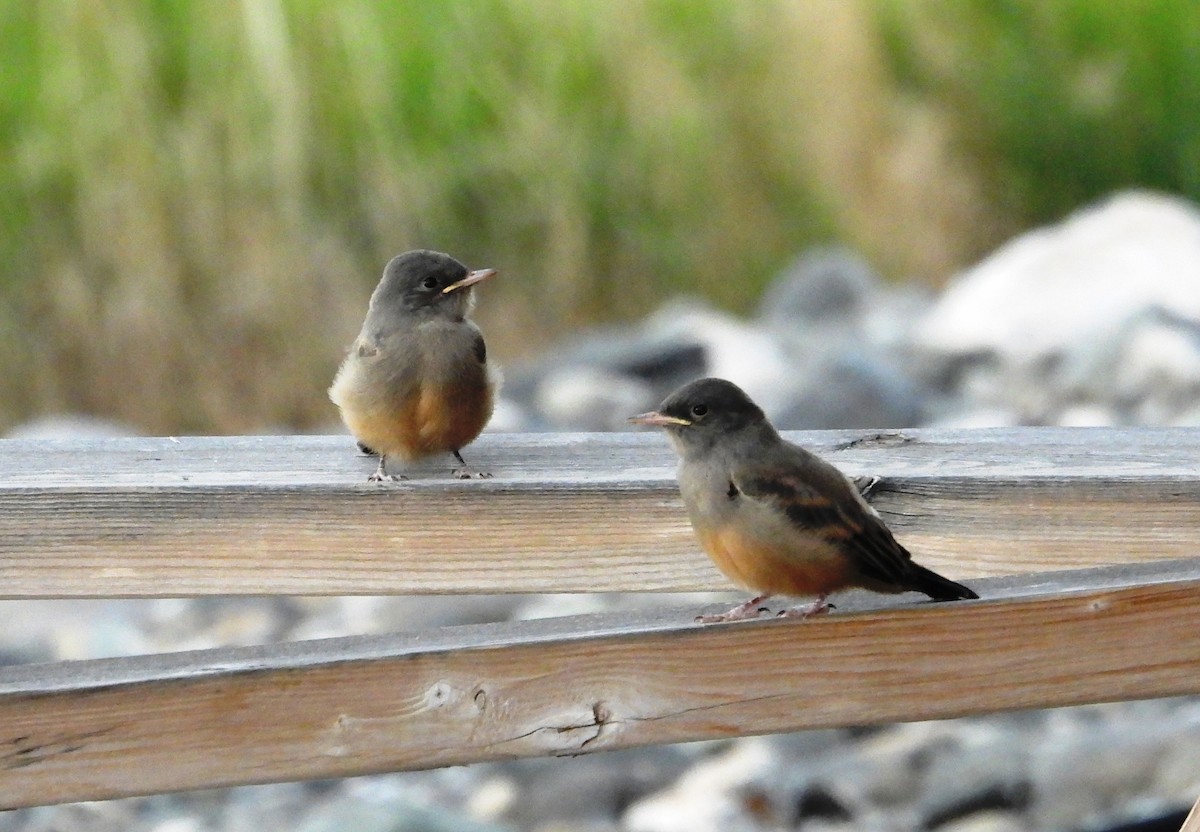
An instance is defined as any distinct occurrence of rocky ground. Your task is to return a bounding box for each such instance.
[4,191,1200,830]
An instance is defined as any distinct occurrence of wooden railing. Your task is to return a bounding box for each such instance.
[1,428,1199,810]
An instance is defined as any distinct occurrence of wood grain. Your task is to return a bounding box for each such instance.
[1,428,1198,596]
[1,558,1198,808]
[1183,794,1200,832]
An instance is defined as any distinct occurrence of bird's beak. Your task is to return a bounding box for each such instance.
[443,268,498,294]
[628,411,692,427]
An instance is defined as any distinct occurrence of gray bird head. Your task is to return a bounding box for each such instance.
[369,250,497,320]
[629,377,773,457]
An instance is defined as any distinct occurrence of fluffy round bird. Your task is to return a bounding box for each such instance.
[330,250,499,481]
[630,377,978,622]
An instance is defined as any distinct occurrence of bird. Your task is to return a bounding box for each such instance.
[629,377,978,622]
[329,249,499,481]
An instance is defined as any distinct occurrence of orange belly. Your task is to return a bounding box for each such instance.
[696,523,851,597]
[343,380,492,461]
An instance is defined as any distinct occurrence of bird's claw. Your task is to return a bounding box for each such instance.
[777,600,835,619]
[452,468,493,479]
[695,601,771,624]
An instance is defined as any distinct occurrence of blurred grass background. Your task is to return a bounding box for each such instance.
[1,0,1198,434]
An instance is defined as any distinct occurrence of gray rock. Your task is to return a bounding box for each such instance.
[512,592,736,622]
[762,729,854,763]
[294,794,512,832]
[922,406,1021,429]
[915,723,1032,828]
[289,595,527,640]
[503,324,706,425]
[196,782,322,832]
[498,746,694,828]
[1117,310,1200,424]
[771,344,927,429]
[505,246,937,433]
[0,803,138,832]
[0,599,153,662]
[1155,726,1200,803]
[758,247,883,331]
[1028,718,1175,830]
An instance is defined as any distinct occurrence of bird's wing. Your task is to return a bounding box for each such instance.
[734,457,912,586]
[353,320,406,360]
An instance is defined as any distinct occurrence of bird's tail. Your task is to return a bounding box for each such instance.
[906,563,979,601]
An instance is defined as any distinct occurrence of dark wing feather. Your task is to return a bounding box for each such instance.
[734,457,913,587]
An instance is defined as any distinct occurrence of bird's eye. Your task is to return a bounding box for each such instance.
[690,404,708,417]
[421,277,439,290]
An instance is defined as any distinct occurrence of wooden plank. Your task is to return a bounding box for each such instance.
[1,558,1198,809]
[0,428,1198,596]
[1182,794,1200,832]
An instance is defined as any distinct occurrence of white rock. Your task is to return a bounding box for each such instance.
[918,192,1200,367]
[465,775,519,821]
[1055,404,1118,427]
[644,300,796,417]
[622,739,777,832]
[149,820,205,832]
[483,396,531,432]
[921,407,1020,429]
[934,811,1029,832]
[5,414,137,439]
[535,366,656,431]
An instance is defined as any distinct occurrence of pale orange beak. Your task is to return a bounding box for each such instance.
[443,267,498,294]
[628,411,691,427]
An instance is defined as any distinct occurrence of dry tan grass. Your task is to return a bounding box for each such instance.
[1,1,1010,434]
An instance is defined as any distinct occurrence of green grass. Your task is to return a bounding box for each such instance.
[2,0,1198,433]
[877,0,1200,223]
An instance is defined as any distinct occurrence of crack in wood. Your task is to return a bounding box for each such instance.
[833,432,916,451]
[488,701,613,754]
[577,702,610,751]
[496,694,795,755]
[624,692,795,725]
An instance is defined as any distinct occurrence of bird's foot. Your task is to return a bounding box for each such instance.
[853,475,882,500]
[368,456,405,482]
[451,450,491,479]
[695,595,772,624]
[777,596,834,619]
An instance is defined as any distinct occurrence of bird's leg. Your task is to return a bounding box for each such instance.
[367,454,403,482]
[696,594,773,624]
[777,594,833,619]
[451,449,492,479]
